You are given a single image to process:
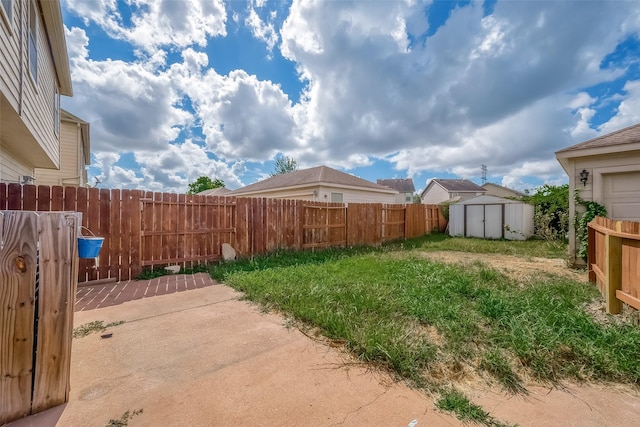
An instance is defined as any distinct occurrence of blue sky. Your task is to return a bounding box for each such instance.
[60,0,640,194]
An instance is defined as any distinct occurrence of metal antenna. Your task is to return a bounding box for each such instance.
[481,164,487,184]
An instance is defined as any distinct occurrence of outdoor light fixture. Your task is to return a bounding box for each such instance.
[580,169,589,187]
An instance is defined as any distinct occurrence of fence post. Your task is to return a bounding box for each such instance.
[605,232,622,314]
[587,222,596,283]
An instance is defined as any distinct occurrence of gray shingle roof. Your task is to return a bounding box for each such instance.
[198,187,232,196]
[481,182,525,197]
[556,122,640,153]
[433,179,485,192]
[232,166,395,194]
[376,178,415,193]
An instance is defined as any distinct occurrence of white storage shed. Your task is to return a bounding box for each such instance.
[448,195,534,240]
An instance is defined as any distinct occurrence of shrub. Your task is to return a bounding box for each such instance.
[523,184,569,242]
[575,195,607,262]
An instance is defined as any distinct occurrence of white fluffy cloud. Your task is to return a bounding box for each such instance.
[65,26,191,152]
[279,0,640,179]
[64,0,640,192]
[246,7,278,52]
[64,0,227,55]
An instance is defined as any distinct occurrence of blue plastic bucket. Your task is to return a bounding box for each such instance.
[78,237,104,258]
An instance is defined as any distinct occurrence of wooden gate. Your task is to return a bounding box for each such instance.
[0,211,80,424]
[140,193,236,268]
[302,203,346,249]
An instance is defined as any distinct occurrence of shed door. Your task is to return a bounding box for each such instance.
[603,172,640,221]
[466,205,485,238]
[465,204,503,239]
[484,205,503,238]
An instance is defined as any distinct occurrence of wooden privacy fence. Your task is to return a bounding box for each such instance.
[0,184,447,283]
[588,216,640,313]
[1,211,80,424]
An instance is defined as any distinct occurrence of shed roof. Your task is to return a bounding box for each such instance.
[454,195,530,205]
[232,165,396,195]
[376,178,415,193]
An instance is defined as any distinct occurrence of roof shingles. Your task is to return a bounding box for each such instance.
[557,122,640,153]
[376,178,415,193]
[232,166,394,194]
[434,179,485,192]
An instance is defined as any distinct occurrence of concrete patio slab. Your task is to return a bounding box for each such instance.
[9,274,460,427]
[6,273,640,427]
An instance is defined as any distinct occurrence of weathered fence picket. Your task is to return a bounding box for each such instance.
[0,183,447,283]
[0,211,80,424]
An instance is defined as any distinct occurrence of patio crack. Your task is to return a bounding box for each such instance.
[328,388,389,426]
[123,297,240,324]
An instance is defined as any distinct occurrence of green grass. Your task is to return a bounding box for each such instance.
[436,389,509,427]
[211,233,566,281]
[210,235,639,425]
[134,263,211,280]
[407,233,568,258]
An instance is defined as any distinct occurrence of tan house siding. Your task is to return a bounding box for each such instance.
[0,0,71,184]
[234,185,397,204]
[21,0,60,168]
[556,124,640,265]
[421,184,448,204]
[35,120,80,186]
[563,151,640,265]
[0,0,21,111]
[0,142,34,182]
[316,186,396,204]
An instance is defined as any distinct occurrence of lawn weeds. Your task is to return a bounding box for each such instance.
[73,320,125,338]
[211,237,639,425]
[105,409,143,427]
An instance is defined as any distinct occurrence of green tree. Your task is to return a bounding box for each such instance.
[270,155,299,176]
[187,176,225,194]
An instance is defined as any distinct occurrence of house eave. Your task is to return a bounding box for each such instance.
[555,141,640,174]
[233,182,397,197]
[40,0,72,96]
[555,141,640,160]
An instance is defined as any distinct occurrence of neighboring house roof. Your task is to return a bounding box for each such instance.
[481,182,525,197]
[231,165,397,195]
[555,122,640,173]
[420,178,485,197]
[198,187,233,196]
[60,109,90,164]
[40,0,73,96]
[376,178,415,193]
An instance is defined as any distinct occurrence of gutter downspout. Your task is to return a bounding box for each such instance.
[18,0,24,115]
[77,121,82,185]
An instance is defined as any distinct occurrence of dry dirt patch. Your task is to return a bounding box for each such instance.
[414,250,587,283]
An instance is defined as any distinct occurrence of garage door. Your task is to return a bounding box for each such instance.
[603,172,640,221]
